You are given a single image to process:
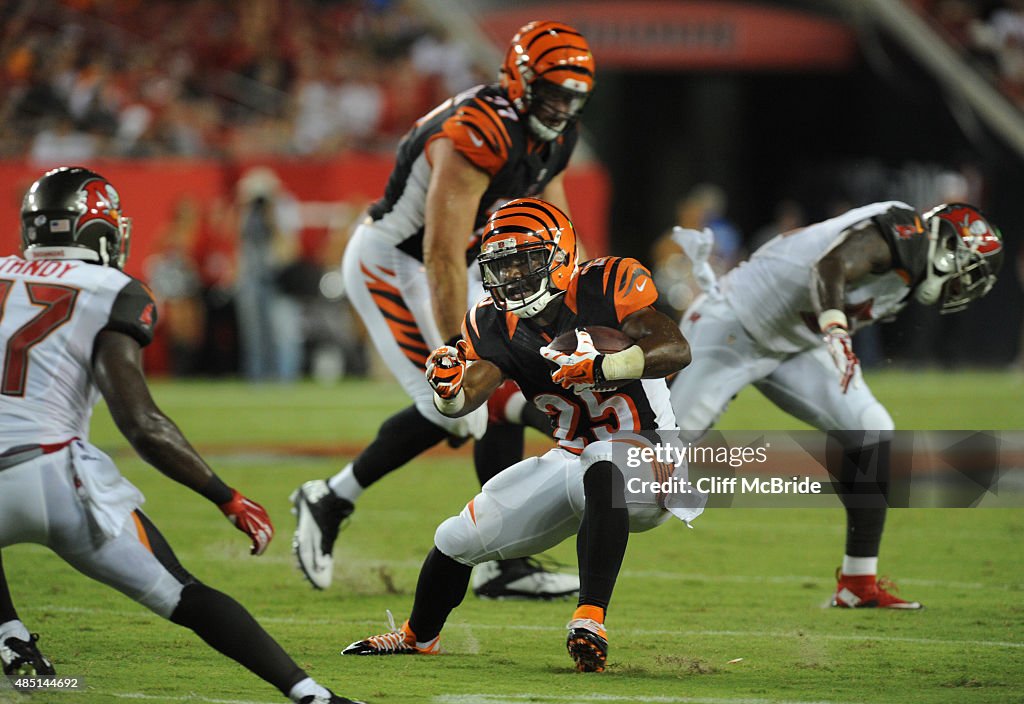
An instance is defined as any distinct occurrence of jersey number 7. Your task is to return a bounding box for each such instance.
[0,280,80,397]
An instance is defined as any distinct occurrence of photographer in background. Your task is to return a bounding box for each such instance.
[235,167,306,382]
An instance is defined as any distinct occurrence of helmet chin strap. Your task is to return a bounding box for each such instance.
[528,115,563,141]
[510,288,559,318]
[914,214,954,306]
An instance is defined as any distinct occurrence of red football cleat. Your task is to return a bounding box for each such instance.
[831,570,923,610]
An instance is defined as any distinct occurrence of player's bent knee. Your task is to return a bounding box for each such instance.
[580,441,615,471]
[859,403,895,434]
[132,570,187,619]
[433,507,497,567]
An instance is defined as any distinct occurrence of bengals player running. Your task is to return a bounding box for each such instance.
[292,21,595,599]
[341,199,704,672]
[0,168,363,704]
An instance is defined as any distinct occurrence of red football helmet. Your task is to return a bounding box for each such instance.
[917,203,1003,313]
[20,166,131,269]
[479,198,579,318]
[500,21,595,141]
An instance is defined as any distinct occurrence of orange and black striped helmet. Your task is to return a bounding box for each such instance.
[500,21,595,141]
[479,197,579,318]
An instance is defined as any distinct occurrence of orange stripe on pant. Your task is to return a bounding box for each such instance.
[132,511,153,554]
[361,263,432,367]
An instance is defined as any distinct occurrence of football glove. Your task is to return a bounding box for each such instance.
[539,329,604,392]
[219,490,274,556]
[425,341,468,400]
[672,226,719,294]
[823,325,859,394]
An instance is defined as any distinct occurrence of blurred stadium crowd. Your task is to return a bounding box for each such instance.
[0,0,484,160]
[2,0,1022,379]
[919,0,1024,109]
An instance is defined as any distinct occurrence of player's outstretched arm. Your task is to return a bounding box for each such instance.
[426,341,504,418]
[620,306,692,379]
[92,331,273,555]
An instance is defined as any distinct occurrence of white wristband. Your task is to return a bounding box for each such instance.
[433,389,466,415]
[817,309,849,333]
[601,344,645,381]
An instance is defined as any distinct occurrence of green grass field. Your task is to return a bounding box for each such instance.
[3,371,1023,704]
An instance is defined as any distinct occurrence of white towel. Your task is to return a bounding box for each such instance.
[70,439,144,540]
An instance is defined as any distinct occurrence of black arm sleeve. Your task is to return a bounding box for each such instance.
[104,278,158,347]
[871,206,931,284]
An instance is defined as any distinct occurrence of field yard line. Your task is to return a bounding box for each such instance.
[32,605,1024,650]
[618,571,990,590]
[434,694,844,704]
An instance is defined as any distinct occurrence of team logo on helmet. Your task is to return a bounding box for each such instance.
[75,179,123,234]
[917,203,1003,313]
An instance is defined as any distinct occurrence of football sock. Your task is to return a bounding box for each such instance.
[474,423,524,485]
[327,463,364,503]
[408,548,472,642]
[0,554,19,624]
[170,582,306,696]
[841,555,879,576]
[571,604,606,625]
[844,507,887,557]
[351,405,449,489]
[828,436,891,558]
[577,461,629,611]
[287,677,332,703]
[0,619,29,643]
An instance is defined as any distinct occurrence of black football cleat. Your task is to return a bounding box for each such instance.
[291,479,354,590]
[566,618,607,673]
[1,633,56,676]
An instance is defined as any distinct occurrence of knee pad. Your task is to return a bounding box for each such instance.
[433,500,499,566]
[580,441,615,471]
[859,403,895,435]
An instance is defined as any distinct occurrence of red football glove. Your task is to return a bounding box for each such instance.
[425,341,468,399]
[219,489,274,556]
[539,329,603,392]
[823,325,859,394]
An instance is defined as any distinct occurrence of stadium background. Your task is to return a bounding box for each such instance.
[2,3,1024,702]
[2,0,1022,377]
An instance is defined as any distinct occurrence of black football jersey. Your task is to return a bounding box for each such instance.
[367,83,579,264]
[461,257,676,453]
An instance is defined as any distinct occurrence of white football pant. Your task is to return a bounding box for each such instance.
[342,222,487,439]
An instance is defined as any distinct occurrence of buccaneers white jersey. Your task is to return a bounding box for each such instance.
[0,256,156,450]
[721,201,928,354]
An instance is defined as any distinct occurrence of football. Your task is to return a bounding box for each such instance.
[546,325,634,355]
[544,326,635,392]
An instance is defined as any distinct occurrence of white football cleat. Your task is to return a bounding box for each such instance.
[291,480,354,590]
[472,557,579,600]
